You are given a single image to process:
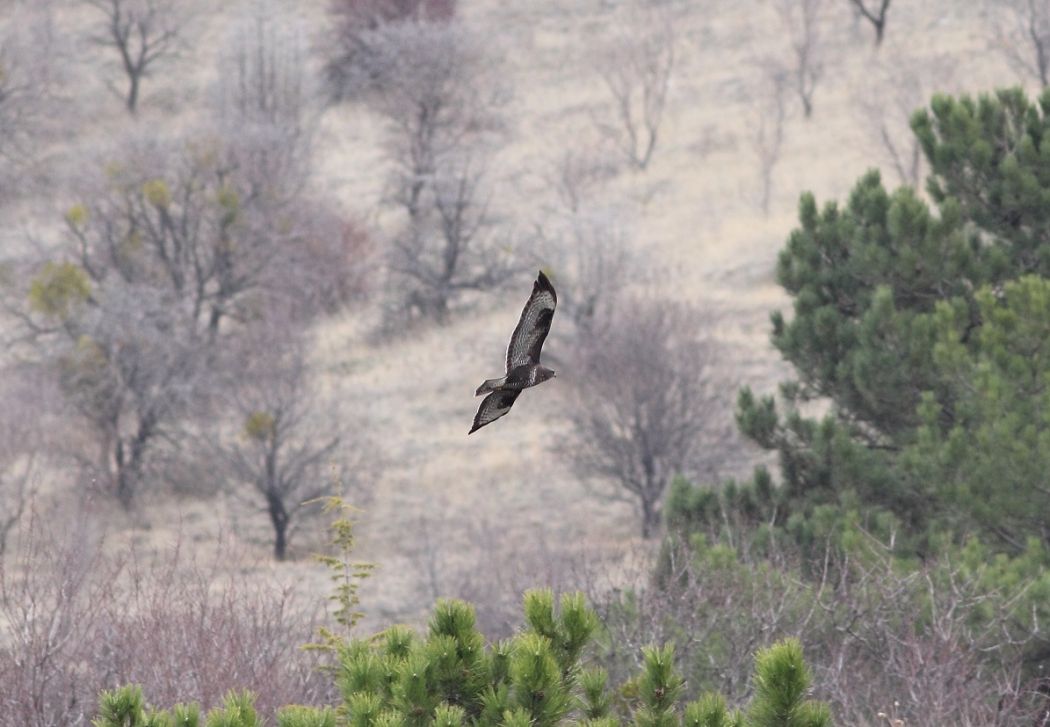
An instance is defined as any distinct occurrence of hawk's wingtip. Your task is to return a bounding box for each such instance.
[536,269,556,294]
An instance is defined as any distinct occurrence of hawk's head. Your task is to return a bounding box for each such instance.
[536,366,556,384]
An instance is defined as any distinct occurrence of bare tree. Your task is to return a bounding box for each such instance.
[847,0,891,46]
[343,20,514,324]
[52,282,211,508]
[387,154,515,322]
[214,0,315,193]
[86,0,191,114]
[593,5,675,170]
[208,328,370,561]
[990,0,1050,87]
[751,69,788,215]
[215,8,373,317]
[7,130,362,506]
[771,0,827,118]
[560,298,728,538]
[0,2,61,179]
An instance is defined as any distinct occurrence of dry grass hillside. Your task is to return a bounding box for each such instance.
[0,0,1033,635]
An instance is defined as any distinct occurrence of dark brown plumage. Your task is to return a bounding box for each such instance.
[469,271,558,434]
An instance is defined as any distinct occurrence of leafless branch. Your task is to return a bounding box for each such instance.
[854,54,955,187]
[847,0,892,46]
[771,0,828,119]
[593,4,675,170]
[85,0,192,114]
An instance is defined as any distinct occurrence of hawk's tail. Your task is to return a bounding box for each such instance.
[475,377,505,396]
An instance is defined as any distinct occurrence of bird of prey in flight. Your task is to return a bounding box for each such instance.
[469,271,558,434]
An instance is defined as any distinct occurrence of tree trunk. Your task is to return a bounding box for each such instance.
[640,496,659,539]
[126,73,140,114]
[267,491,289,561]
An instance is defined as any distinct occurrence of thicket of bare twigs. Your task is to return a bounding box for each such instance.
[0,511,331,726]
[589,537,1048,727]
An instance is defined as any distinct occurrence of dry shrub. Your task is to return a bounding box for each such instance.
[0,510,331,726]
[559,298,733,538]
[588,536,1046,725]
[409,513,622,639]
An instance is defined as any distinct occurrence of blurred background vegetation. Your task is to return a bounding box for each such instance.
[2,0,1050,724]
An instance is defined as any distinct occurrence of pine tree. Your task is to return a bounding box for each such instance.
[674,87,1050,556]
[94,596,832,726]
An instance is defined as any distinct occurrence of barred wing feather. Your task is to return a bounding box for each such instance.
[505,271,557,371]
[469,390,521,434]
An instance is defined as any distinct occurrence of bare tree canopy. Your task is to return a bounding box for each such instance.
[535,203,636,339]
[214,0,314,179]
[86,0,192,114]
[593,4,675,171]
[339,20,514,325]
[324,0,457,103]
[560,298,728,538]
[0,2,61,178]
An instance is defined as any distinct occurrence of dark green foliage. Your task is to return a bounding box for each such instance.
[91,685,194,727]
[914,88,1050,277]
[747,641,830,727]
[94,685,150,727]
[203,691,261,727]
[899,276,1050,548]
[92,686,253,727]
[678,87,1050,560]
[95,594,832,726]
[631,645,683,727]
[682,694,741,727]
[579,667,612,719]
[276,705,337,727]
[337,592,594,727]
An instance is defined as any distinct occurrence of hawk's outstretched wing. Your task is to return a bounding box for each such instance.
[469,389,521,434]
[506,271,557,371]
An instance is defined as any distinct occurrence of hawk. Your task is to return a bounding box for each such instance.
[469,270,558,434]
